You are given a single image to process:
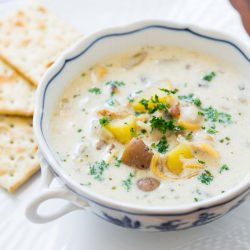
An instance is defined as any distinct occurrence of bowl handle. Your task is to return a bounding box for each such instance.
[25,159,89,223]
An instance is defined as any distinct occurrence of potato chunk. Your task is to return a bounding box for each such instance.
[121,138,154,169]
[106,116,136,144]
[166,143,193,175]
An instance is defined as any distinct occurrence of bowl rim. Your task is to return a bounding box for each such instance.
[34,20,250,215]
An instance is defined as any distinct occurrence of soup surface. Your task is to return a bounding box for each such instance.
[50,46,250,206]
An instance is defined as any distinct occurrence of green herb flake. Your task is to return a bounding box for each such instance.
[105,80,125,87]
[178,93,202,107]
[194,197,199,202]
[219,164,229,174]
[156,136,169,154]
[127,94,135,103]
[150,116,185,133]
[106,97,116,106]
[135,90,143,94]
[185,132,193,140]
[159,88,178,95]
[203,71,216,82]
[114,157,121,167]
[99,117,109,126]
[88,87,101,95]
[198,170,214,185]
[130,127,138,137]
[89,160,109,181]
[206,124,218,134]
[141,129,147,134]
[122,173,135,191]
[139,95,169,114]
[198,160,205,164]
[77,129,82,133]
[193,98,202,107]
[200,106,231,123]
[134,111,144,117]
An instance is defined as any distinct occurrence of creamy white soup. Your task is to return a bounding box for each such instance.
[50,46,250,206]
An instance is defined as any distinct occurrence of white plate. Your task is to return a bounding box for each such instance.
[0,0,249,249]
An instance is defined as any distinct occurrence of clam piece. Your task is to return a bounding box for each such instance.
[96,139,107,150]
[169,103,180,118]
[122,51,147,70]
[137,177,160,192]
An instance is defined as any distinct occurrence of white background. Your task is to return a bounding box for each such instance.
[0,0,249,249]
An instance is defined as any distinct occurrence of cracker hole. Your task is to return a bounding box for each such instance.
[29,155,35,160]
[9,140,14,144]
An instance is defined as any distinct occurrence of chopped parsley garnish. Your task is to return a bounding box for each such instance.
[193,98,202,107]
[135,90,143,94]
[141,129,147,134]
[159,88,178,95]
[185,132,193,140]
[156,136,169,153]
[198,160,205,164]
[219,164,229,173]
[200,107,231,123]
[134,111,144,117]
[106,97,116,106]
[194,197,199,202]
[77,129,82,133]
[114,157,121,167]
[88,87,101,95]
[198,170,214,185]
[105,80,125,87]
[122,173,135,191]
[206,124,218,134]
[178,93,202,107]
[139,95,169,114]
[203,71,216,81]
[99,117,109,126]
[127,94,134,103]
[105,81,125,102]
[150,116,185,133]
[89,160,109,181]
[130,127,138,137]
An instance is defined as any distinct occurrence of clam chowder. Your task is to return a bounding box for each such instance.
[50,46,250,206]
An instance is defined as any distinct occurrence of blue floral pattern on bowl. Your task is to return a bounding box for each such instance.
[99,194,249,231]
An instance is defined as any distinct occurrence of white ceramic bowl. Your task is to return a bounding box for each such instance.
[26,20,250,231]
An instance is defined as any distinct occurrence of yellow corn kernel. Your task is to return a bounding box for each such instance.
[106,116,136,144]
[178,119,201,131]
[166,144,193,175]
[96,66,108,78]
